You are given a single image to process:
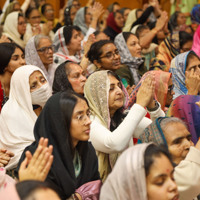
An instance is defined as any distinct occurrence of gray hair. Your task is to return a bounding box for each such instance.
[34,34,51,49]
[160,117,188,131]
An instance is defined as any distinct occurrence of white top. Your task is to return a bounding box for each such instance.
[89,103,165,154]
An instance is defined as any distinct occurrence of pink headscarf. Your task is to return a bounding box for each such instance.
[0,183,20,200]
[192,25,200,57]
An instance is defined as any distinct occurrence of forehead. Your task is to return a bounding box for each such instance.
[108,74,119,84]
[68,63,82,73]
[12,47,23,55]
[29,70,43,80]
[187,56,200,70]
[30,9,40,16]
[139,28,150,37]
[45,5,53,10]
[18,16,25,22]
[115,12,122,18]
[38,38,52,48]
[127,34,139,43]
[73,99,88,113]
[101,43,117,54]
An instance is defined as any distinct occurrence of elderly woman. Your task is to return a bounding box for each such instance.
[25,34,55,86]
[139,117,200,200]
[84,70,165,181]
[170,50,200,99]
[3,12,27,49]
[0,65,51,171]
[100,143,179,200]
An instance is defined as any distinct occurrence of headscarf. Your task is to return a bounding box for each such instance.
[191,4,200,24]
[150,32,180,72]
[192,25,200,57]
[167,95,200,144]
[53,26,81,64]
[139,117,168,146]
[3,11,26,48]
[0,184,20,200]
[122,9,137,32]
[25,36,56,86]
[169,50,195,99]
[100,143,150,200]
[114,33,144,85]
[16,92,99,199]
[84,70,129,181]
[73,7,88,35]
[0,65,48,170]
[128,71,172,110]
[106,12,122,34]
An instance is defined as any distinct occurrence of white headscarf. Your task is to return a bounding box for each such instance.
[3,11,26,48]
[0,65,49,170]
[25,35,56,86]
[100,143,150,200]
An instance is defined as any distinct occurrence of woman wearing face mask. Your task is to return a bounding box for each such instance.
[53,61,86,95]
[100,143,179,200]
[25,34,55,86]
[0,42,26,111]
[0,65,52,171]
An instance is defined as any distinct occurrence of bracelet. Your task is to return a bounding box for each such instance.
[147,101,159,111]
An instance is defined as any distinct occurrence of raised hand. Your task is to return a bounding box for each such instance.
[0,149,14,167]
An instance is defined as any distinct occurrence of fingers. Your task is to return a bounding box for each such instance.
[40,155,54,181]
[19,157,28,171]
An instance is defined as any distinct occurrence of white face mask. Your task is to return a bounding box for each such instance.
[31,83,52,108]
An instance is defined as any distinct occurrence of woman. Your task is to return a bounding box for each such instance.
[150,31,193,72]
[139,117,200,200]
[53,61,86,95]
[100,143,179,200]
[167,95,200,143]
[114,32,145,86]
[0,65,52,170]
[17,91,100,199]
[84,70,165,181]
[53,26,82,65]
[170,50,200,99]
[104,11,124,41]
[3,11,27,49]
[64,5,77,26]
[0,42,25,111]
[25,34,55,86]
[128,70,174,111]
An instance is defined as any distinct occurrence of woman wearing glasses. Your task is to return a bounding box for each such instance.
[25,34,56,86]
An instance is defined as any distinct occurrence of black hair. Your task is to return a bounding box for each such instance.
[84,6,88,16]
[122,32,136,42]
[52,61,75,94]
[41,3,52,15]
[186,51,200,67]
[144,144,173,177]
[60,90,89,153]
[113,10,122,18]
[87,40,114,63]
[135,25,149,38]
[25,7,39,19]
[136,8,143,19]
[63,25,77,45]
[93,30,101,37]
[169,11,181,29]
[64,6,73,26]
[73,25,82,32]
[0,42,24,75]
[179,31,193,50]
[107,2,120,13]
[16,180,61,200]
[18,12,24,19]
[119,7,130,16]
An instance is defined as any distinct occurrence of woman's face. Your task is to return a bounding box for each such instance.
[67,30,82,55]
[165,78,175,107]
[6,48,25,73]
[37,38,54,66]
[95,32,110,41]
[114,12,124,28]
[164,122,193,165]
[67,63,86,94]
[108,74,124,116]
[85,7,92,26]
[98,43,121,71]
[180,41,193,53]
[44,5,54,21]
[28,9,41,26]
[17,16,26,35]
[146,154,179,200]
[29,71,47,92]
[126,34,142,57]
[186,56,200,75]
[70,99,91,147]
[70,6,77,23]
[123,8,131,22]
[177,13,186,26]
[113,4,120,12]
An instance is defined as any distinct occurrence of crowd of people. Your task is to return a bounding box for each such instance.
[0,0,200,199]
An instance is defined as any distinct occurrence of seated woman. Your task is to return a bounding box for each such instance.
[150,31,193,72]
[139,117,200,200]
[84,70,165,181]
[0,65,52,171]
[128,70,174,111]
[100,143,179,200]
[53,61,86,95]
[167,95,200,143]
[64,5,77,26]
[3,11,27,49]
[0,42,25,111]
[25,34,55,86]
[104,11,124,41]
[114,32,146,86]
[17,91,100,199]
[170,50,200,99]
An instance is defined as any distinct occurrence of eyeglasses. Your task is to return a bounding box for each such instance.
[75,111,91,125]
[99,49,120,60]
[168,85,174,94]
[37,45,55,54]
